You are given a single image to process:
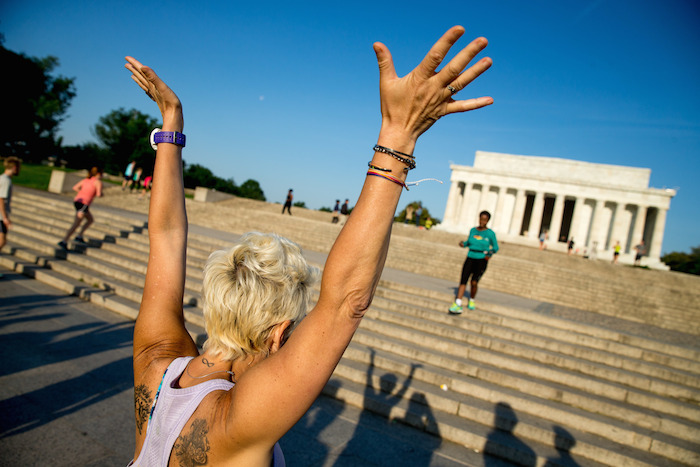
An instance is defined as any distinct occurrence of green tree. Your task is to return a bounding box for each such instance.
[1,42,76,162]
[395,201,440,227]
[661,246,700,275]
[183,163,239,195]
[92,108,158,174]
[293,201,307,208]
[238,179,266,201]
[62,142,109,170]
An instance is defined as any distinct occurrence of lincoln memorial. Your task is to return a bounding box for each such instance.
[438,151,676,269]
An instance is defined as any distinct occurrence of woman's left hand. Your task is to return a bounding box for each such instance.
[374,26,493,146]
[125,56,183,131]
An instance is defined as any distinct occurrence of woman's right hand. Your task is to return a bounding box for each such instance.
[374,26,493,152]
[124,56,183,132]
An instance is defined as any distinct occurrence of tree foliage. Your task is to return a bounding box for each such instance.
[661,246,700,275]
[1,43,76,162]
[91,108,158,174]
[395,201,440,226]
[238,179,266,201]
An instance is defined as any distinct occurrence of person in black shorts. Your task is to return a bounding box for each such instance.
[449,211,499,313]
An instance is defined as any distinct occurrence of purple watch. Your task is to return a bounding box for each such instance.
[150,128,186,150]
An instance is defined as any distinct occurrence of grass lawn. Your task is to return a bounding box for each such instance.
[12,164,121,190]
[12,164,76,191]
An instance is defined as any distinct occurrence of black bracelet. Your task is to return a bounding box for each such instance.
[374,144,413,159]
[373,145,416,170]
[367,162,391,172]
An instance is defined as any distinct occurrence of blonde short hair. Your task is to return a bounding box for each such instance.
[201,232,319,361]
[3,157,20,170]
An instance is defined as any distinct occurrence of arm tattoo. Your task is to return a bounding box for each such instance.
[134,384,152,435]
[174,418,210,466]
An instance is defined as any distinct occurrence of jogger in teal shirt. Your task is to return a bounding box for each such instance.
[449,211,498,313]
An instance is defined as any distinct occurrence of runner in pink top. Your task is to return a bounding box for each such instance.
[58,167,103,249]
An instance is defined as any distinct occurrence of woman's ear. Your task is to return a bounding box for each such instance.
[269,320,293,354]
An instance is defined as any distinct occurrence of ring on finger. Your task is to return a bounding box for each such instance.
[447,85,458,95]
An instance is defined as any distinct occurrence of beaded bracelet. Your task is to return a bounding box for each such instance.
[373,145,416,170]
[367,169,409,190]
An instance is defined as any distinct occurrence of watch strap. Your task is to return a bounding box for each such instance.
[150,128,186,150]
[154,131,186,147]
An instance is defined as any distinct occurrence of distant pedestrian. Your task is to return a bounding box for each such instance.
[612,240,621,264]
[282,189,293,215]
[122,160,135,190]
[340,199,350,222]
[567,238,574,255]
[58,167,103,249]
[415,204,422,227]
[404,204,414,224]
[131,167,143,192]
[539,230,548,250]
[139,174,153,199]
[332,199,340,224]
[634,240,646,266]
[449,211,499,314]
[0,157,21,254]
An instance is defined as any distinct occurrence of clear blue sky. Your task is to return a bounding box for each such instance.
[3,0,699,254]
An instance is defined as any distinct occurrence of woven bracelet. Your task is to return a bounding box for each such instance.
[367,169,409,190]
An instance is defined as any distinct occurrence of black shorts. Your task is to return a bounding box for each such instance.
[1,221,7,234]
[460,257,488,284]
[74,201,90,214]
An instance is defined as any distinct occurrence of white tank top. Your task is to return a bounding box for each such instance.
[128,357,285,466]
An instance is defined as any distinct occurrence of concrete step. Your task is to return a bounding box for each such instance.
[7,188,700,466]
[333,345,688,467]
[348,326,699,465]
[372,286,700,380]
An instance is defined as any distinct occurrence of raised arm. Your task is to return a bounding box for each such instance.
[124,57,197,374]
[231,26,493,445]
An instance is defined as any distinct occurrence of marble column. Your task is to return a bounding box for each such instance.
[528,191,545,238]
[648,207,668,260]
[493,186,507,232]
[509,189,527,236]
[568,197,581,244]
[443,181,463,225]
[549,194,565,243]
[630,205,647,249]
[478,184,492,215]
[587,199,605,247]
[609,202,631,253]
[457,182,473,227]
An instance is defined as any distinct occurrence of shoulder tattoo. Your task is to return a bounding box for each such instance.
[134,384,152,435]
[174,418,210,466]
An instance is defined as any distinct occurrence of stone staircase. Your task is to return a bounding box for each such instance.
[96,186,700,336]
[2,187,699,466]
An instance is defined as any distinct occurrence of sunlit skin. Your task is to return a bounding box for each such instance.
[126,26,493,466]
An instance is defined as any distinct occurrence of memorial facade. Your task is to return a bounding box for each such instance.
[439,152,676,269]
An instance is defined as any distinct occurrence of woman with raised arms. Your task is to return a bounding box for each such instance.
[126,25,492,466]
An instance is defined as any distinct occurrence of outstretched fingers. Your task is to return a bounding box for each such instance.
[444,95,494,115]
[124,56,182,122]
[437,36,489,86]
[446,55,493,96]
[414,26,466,80]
